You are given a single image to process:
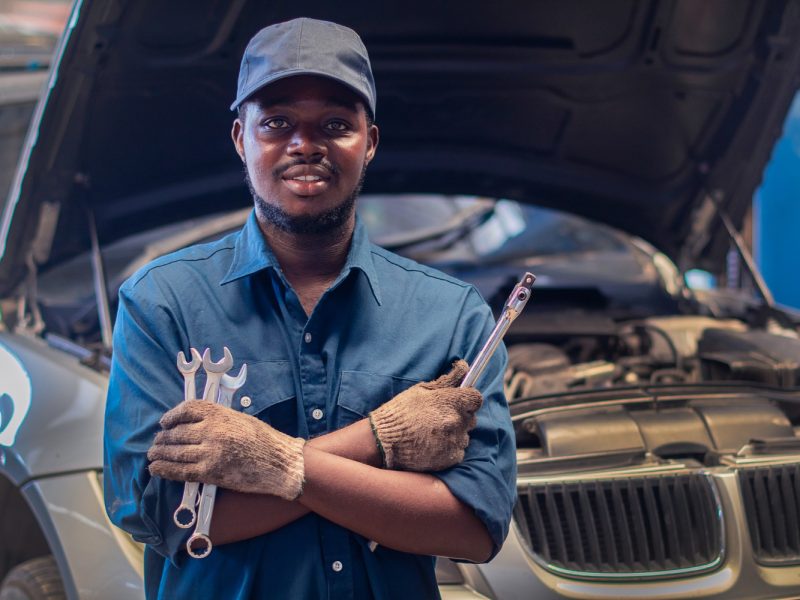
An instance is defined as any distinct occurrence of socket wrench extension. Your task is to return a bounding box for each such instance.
[460,272,535,388]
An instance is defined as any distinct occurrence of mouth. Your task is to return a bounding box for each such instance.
[280,165,333,197]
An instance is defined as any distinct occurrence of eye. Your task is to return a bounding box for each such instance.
[326,120,350,132]
[263,117,290,129]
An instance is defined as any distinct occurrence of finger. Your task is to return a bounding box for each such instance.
[467,414,478,433]
[154,423,204,446]
[425,359,470,389]
[147,442,203,464]
[148,460,202,482]
[159,400,216,429]
[461,388,483,413]
[436,388,483,413]
[446,446,465,467]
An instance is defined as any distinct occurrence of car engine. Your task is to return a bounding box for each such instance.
[500,307,800,585]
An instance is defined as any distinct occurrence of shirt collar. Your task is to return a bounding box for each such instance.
[220,210,382,306]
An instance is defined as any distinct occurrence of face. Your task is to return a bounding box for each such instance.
[232,75,379,235]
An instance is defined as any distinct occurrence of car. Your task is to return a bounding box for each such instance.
[1,1,800,599]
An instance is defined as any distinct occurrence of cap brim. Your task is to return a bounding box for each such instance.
[230,68,374,117]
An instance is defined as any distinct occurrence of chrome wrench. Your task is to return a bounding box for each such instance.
[201,347,233,405]
[174,347,231,529]
[187,363,247,559]
[173,348,203,528]
[461,272,535,388]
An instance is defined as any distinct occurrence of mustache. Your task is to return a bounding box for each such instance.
[272,159,339,179]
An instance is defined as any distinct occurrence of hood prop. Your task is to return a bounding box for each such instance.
[684,190,775,308]
[709,191,775,308]
[14,253,45,335]
[85,201,114,350]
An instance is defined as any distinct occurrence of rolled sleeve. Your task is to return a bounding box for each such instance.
[103,276,189,564]
[434,287,517,561]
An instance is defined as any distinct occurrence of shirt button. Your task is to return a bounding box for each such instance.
[240,396,252,408]
[331,561,343,573]
[304,332,312,343]
[311,408,324,421]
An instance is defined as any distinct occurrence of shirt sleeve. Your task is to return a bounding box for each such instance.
[433,286,517,562]
[103,274,189,565]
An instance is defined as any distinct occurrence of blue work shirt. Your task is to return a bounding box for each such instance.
[103,211,516,599]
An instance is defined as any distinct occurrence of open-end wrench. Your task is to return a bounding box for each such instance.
[187,363,247,559]
[173,348,204,528]
[201,347,233,404]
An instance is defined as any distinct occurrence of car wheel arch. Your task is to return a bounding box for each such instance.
[0,474,52,584]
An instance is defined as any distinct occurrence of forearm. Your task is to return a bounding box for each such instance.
[209,418,380,544]
[298,445,493,562]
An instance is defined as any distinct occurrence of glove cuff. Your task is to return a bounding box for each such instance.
[277,435,306,500]
[369,403,410,469]
[368,414,388,468]
[252,429,306,500]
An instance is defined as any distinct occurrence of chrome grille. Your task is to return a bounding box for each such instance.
[515,473,723,579]
[739,464,800,565]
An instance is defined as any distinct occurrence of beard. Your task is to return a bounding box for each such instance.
[245,162,367,235]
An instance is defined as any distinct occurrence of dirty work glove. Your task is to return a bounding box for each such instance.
[368,360,483,472]
[147,401,305,500]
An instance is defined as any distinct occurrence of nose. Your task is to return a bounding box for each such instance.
[287,123,326,161]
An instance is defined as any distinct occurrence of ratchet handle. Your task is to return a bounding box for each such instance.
[460,272,535,389]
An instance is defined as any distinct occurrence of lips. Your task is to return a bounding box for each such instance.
[280,164,333,196]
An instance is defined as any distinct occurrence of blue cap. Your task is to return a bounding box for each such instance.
[231,18,376,118]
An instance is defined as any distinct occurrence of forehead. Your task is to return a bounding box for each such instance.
[247,75,364,113]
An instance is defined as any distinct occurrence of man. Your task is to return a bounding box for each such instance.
[104,17,516,599]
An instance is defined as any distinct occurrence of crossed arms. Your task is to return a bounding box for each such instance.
[147,362,494,562]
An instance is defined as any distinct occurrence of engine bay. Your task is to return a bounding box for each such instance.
[502,312,800,466]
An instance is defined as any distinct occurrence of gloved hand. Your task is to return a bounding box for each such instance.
[147,401,305,500]
[368,360,482,472]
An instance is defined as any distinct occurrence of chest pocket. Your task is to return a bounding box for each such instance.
[336,370,422,428]
[234,360,298,435]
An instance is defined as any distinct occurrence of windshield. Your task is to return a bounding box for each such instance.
[358,195,628,265]
[37,195,634,312]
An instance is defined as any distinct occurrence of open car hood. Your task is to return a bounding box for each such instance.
[2,0,800,296]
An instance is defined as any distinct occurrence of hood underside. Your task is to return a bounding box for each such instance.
[2,0,800,296]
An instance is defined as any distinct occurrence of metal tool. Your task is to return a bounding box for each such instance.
[186,363,247,559]
[461,272,535,388]
[173,348,204,528]
[201,347,233,404]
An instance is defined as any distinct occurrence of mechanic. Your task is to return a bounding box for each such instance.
[103,17,516,599]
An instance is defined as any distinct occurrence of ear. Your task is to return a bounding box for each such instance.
[365,123,379,165]
[231,117,245,162]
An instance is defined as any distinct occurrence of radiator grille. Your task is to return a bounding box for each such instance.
[739,464,800,565]
[515,473,723,578]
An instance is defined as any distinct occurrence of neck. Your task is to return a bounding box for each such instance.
[258,214,355,284]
